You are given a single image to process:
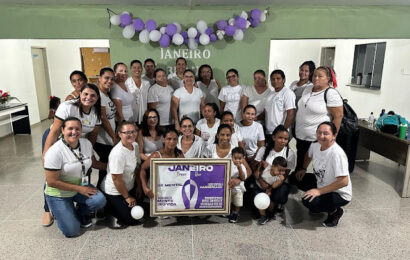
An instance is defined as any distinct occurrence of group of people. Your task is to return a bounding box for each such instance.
[41,57,352,237]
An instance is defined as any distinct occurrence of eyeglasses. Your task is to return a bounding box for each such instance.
[120,130,137,135]
[148,116,158,120]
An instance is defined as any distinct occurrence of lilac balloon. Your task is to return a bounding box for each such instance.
[205,27,213,35]
[225,25,236,36]
[120,23,126,28]
[166,23,177,36]
[159,34,170,48]
[145,19,157,32]
[251,8,262,20]
[235,16,247,30]
[133,19,144,32]
[216,19,228,30]
[181,31,188,44]
[195,33,200,43]
[120,13,132,26]
[250,17,260,28]
[210,33,217,42]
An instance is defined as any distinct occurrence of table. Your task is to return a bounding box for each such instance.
[356,120,410,197]
[0,103,31,135]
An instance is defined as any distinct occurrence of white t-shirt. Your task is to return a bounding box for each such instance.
[308,142,352,201]
[177,135,206,158]
[142,74,155,86]
[218,85,243,122]
[231,163,247,192]
[55,99,101,137]
[255,146,296,172]
[173,86,204,124]
[110,82,135,122]
[242,86,272,116]
[197,80,220,109]
[256,165,281,189]
[239,121,265,157]
[125,77,151,124]
[168,72,184,90]
[289,80,313,107]
[295,86,343,141]
[102,142,141,196]
[44,139,93,198]
[264,87,296,134]
[202,143,233,159]
[97,90,116,146]
[147,84,174,126]
[143,136,163,157]
[195,118,220,145]
[207,123,243,148]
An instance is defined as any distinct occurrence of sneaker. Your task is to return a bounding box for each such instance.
[108,216,128,229]
[80,215,93,228]
[258,215,269,225]
[275,204,284,213]
[266,210,276,220]
[229,213,239,223]
[323,207,344,227]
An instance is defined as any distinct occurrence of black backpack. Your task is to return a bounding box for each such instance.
[324,87,359,135]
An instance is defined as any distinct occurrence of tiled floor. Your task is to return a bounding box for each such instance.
[1,120,409,259]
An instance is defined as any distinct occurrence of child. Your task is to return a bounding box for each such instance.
[48,96,61,120]
[254,156,287,225]
[229,147,248,223]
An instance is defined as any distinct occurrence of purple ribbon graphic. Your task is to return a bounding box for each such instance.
[181,179,199,209]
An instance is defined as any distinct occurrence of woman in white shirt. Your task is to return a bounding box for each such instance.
[147,68,174,129]
[44,117,106,237]
[219,68,243,122]
[195,103,220,145]
[196,64,221,110]
[240,70,271,119]
[294,122,352,227]
[177,117,205,158]
[137,109,163,161]
[102,121,141,228]
[289,61,316,106]
[294,66,343,173]
[111,62,134,122]
[125,60,151,125]
[239,105,265,163]
[171,69,205,131]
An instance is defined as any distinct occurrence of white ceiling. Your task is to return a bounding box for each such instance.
[0,0,409,6]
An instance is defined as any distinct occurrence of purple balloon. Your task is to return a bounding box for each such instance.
[205,27,213,35]
[159,34,170,48]
[133,19,144,31]
[145,19,157,32]
[120,23,126,28]
[251,8,262,20]
[210,33,217,42]
[235,16,247,30]
[195,33,200,43]
[225,25,236,36]
[181,31,188,44]
[120,13,132,26]
[250,17,260,28]
[166,23,177,36]
[216,19,228,30]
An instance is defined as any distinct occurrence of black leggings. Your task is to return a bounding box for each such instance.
[295,138,315,171]
[302,192,349,213]
[104,188,139,226]
[94,142,113,189]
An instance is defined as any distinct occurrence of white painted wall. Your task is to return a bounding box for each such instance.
[0,39,109,137]
[269,39,410,119]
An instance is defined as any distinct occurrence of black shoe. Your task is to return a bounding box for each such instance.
[80,215,93,228]
[229,213,238,223]
[258,215,269,225]
[108,216,128,229]
[323,207,344,227]
[275,204,284,213]
[266,210,276,220]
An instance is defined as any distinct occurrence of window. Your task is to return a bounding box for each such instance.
[351,42,386,89]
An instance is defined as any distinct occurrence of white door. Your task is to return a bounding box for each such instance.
[31,48,51,121]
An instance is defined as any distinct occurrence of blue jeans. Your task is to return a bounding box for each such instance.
[42,128,51,212]
[45,187,106,237]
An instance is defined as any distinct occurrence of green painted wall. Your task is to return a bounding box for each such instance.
[1,4,410,85]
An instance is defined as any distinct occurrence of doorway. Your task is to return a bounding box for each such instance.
[31,48,51,121]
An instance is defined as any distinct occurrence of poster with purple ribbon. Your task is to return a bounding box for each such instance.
[150,158,231,216]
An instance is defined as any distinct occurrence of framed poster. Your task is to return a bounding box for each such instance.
[150,158,231,217]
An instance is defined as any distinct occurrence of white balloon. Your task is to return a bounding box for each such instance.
[173,22,182,33]
[246,20,251,29]
[233,29,244,41]
[172,33,184,46]
[187,27,198,39]
[199,34,210,45]
[254,193,270,210]
[196,20,207,34]
[149,30,161,42]
[110,15,121,26]
[228,18,235,26]
[131,206,144,220]
[188,38,198,50]
[240,10,248,20]
[159,26,166,34]
[122,24,135,39]
[139,29,150,44]
[121,11,130,15]
[216,30,225,40]
[260,13,267,22]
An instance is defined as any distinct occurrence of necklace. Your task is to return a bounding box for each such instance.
[304,87,328,108]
